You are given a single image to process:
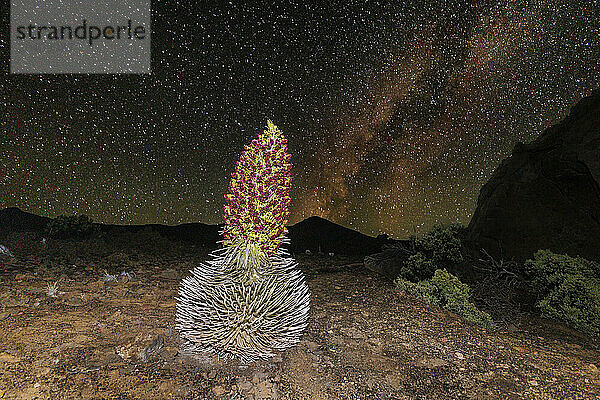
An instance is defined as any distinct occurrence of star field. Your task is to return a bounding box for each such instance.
[1,1,599,237]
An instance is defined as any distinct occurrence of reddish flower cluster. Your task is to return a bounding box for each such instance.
[223,120,292,255]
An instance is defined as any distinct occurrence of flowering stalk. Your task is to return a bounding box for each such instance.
[223,119,292,255]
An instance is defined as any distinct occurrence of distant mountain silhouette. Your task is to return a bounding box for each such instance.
[287,216,387,256]
[0,208,388,256]
[0,207,51,233]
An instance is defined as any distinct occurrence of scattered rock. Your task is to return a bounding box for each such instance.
[160,346,179,361]
[252,371,269,384]
[116,332,164,362]
[86,281,104,292]
[212,385,227,396]
[237,377,253,391]
[416,358,449,368]
[384,373,404,391]
[364,242,413,281]
[139,335,165,362]
[366,378,377,390]
[159,269,179,280]
[305,341,319,353]
[16,386,41,400]
[342,327,367,340]
[271,354,283,363]
[104,252,133,269]
[0,352,21,363]
[252,379,279,399]
[91,347,121,366]
[65,293,86,306]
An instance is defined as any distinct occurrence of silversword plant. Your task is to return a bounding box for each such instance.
[176,120,310,363]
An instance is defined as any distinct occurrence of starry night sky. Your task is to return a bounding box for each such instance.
[1,1,599,238]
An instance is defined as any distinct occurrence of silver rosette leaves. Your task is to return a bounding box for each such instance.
[176,242,310,364]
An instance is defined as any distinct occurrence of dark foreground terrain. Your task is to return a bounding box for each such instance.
[0,231,599,399]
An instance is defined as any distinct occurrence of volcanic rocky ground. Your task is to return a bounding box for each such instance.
[0,230,599,400]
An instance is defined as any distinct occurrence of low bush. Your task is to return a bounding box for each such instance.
[46,215,96,239]
[399,223,466,281]
[413,223,465,266]
[525,250,600,338]
[396,268,496,330]
[401,252,435,282]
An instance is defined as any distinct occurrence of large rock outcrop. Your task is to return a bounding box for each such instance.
[468,90,600,262]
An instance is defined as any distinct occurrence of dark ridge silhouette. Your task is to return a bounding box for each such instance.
[0,207,51,233]
[0,208,389,256]
[97,222,222,245]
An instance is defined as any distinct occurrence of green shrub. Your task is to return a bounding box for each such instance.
[399,223,466,281]
[414,223,464,266]
[46,215,96,239]
[525,250,600,338]
[401,252,435,282]
[396,268,496,330]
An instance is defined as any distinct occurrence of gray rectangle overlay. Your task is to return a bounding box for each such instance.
[11,0,151,74]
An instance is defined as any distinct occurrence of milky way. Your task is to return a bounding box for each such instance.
[1,1,599,237]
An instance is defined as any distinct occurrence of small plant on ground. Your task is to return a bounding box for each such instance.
[0,244,13,257]
[401,251,436,282]
[120,271,135,282]
[46,215,96,239]
[101,270,118,283]
[525,250,600,338]
[396,268,496,330]
[46,280,60,297]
